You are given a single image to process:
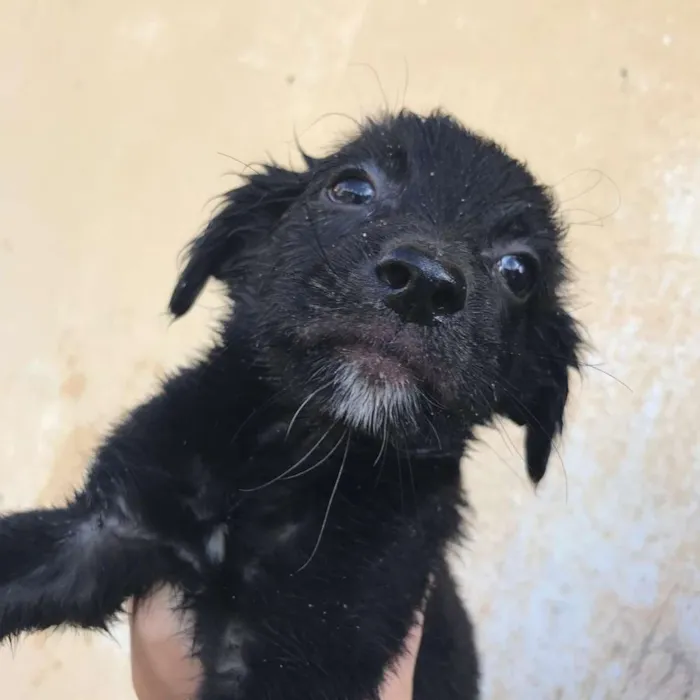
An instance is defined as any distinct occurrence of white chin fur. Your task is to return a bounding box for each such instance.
[329,361,419,436]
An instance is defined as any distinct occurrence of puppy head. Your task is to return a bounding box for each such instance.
[170,110,582,484]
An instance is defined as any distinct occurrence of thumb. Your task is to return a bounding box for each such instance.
[379,610,425,700]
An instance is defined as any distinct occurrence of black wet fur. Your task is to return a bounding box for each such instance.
[0,110,582,699]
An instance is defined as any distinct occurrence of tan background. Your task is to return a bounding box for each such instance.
[1,1,699,698]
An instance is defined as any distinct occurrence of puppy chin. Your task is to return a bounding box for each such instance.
[328,355,420,437]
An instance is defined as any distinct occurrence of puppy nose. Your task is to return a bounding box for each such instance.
[375,245,466,325]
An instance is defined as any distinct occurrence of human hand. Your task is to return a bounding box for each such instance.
[130,585,424,700]
[129,587,200,700]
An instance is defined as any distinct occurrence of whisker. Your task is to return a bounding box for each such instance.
[349,62,390,113]
[296,111,362,141]
[373,416,391,489]
[216,152,264,178]
[416,386,446,412]
[304,202,333,269]
[400,57,410,111]
[284,429,347,480]
[493,412,522,462]
[241,424,337,492]
[374,416,390,467]
[303,200,343,283]
[295,432,351,573]
[479,437,528,487]
[551,167,622,219]
[423,414,443,451]
[403,445,417,510]
[397,449,405,514]
[228,386,288,446]
[495,377,569,496]
[502,350,631,393]
[580,363,632,392]
[286,380,334,439]
[473,384,529,483]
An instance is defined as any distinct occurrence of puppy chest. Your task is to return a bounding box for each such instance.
[201,514,306,577]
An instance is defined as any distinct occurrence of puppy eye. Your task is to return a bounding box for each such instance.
[327,174,375,205]
[495,253,538,299]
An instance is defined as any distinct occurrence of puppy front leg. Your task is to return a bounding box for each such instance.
[0,493,173,643]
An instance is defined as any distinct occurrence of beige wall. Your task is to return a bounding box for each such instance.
[1,1,699,698]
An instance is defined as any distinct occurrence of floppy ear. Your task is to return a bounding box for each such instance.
[169,165,310,317]
[498,309,582,485]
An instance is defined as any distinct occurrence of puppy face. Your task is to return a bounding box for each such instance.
[170,111,581,483]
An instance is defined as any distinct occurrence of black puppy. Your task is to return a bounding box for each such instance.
[0,110,581,699]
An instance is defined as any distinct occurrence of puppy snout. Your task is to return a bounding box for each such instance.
[375,245,466,326]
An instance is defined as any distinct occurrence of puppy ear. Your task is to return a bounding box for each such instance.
[169,165,309,317]
[521,364,570,486]
[499,309,582,486]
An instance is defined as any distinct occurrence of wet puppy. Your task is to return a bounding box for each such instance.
[0,110,581,699]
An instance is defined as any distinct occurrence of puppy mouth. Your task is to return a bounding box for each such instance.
[294,322,443,435]
[336,345,415,387]
[323,344,422,436]
[297,321,430,384]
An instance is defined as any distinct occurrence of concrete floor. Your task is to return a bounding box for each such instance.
[1,1,699,698]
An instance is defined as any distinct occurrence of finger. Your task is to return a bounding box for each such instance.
[379,610,425,700]
[130,586,201,700]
